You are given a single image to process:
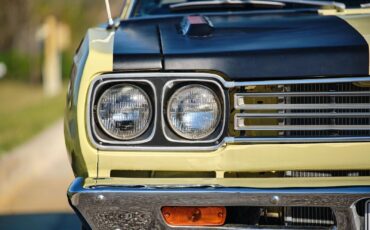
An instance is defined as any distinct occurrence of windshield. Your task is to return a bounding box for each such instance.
[132,0,370,17]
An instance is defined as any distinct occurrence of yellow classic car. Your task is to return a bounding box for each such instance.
[65,0,370,229]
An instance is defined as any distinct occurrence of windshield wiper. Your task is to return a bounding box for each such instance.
[170,0,287,11]
[170,0,346,11]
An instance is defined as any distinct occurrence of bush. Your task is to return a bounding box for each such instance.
[0,52,41,82]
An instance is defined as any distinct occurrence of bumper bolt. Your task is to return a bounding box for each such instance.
[271,195,280,205]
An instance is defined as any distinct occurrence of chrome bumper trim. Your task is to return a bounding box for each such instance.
[68,178,370,230]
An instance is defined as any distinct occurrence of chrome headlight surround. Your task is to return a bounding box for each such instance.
[89,78,157,145]
[162,79,226,144]
[96,83,153,140]
[167,84,222,140]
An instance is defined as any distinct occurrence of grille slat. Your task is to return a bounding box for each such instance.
[232,80,370,142]
[235,125,370,131]
[235,112,370,118]
[231,136,370,142]
[235,103,369,110]
[235,91,370,97]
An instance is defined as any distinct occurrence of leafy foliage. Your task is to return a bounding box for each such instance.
[0,0,122,82]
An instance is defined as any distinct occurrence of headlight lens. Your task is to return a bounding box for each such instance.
[167,84,221,140]
[97,84,152,140]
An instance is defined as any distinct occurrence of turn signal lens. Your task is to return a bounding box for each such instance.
[161,206,226,226]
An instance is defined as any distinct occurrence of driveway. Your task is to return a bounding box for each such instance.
[0,119,80,229]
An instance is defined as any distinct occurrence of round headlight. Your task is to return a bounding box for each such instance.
[167,84,221,140]
[97,84,152,140]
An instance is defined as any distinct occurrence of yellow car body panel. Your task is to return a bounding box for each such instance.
[75,28,114,177]
[97,142,370,180]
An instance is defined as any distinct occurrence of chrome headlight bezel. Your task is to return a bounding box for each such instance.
[87,73,228,151]
[89,78,157,146]
[162,79,226,144]
[166,84,222,140]
[96,83,153,141]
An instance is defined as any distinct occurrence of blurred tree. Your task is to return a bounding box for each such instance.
[0,0,123,83]
[0,0,31,50]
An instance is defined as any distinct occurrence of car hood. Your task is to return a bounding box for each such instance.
[113,11,369,80]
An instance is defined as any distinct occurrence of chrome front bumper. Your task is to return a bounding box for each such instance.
[68,178,370,230]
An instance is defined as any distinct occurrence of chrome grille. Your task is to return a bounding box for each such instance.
[284,207,335,227]
[285,170,370,177]
[232,80,370,143]
[284,170,339,227]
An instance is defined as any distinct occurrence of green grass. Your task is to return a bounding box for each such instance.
[0,81,66,154]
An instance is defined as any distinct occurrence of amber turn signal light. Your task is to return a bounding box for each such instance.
[161,206,226,226]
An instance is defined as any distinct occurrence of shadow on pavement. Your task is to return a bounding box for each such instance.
[0,213,80,230]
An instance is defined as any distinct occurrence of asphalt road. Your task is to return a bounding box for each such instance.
[0,120,81,230]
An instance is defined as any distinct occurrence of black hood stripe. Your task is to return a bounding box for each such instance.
[113,23,163,71]
[339,15,370,75]
[113,13,369,80]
